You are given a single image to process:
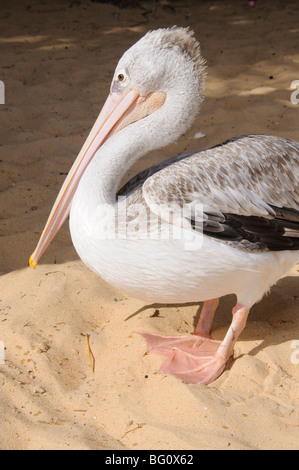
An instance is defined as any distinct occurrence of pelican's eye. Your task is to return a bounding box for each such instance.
[112,69,129,93]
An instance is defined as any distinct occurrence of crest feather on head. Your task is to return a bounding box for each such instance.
[143,26,206,75]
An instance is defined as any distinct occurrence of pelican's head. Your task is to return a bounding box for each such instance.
[111,27,206,135]
[29,27,206,268]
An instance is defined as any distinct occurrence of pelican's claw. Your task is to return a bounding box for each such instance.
[139,331,229,384]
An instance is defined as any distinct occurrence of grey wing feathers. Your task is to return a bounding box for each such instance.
[119,134,299,252]
[117,152,195,197]
[143,135,299,214]
[143,135,299,252]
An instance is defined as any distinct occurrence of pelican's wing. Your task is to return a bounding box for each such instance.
[141,135,299,252]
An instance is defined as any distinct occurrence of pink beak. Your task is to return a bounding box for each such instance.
[29,89,140,268]
[29,87,166,268]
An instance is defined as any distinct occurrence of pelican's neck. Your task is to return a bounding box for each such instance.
[73,117,159,211]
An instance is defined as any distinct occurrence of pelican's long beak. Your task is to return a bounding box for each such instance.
[29,88,166,268]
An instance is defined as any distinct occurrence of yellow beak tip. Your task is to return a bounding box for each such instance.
[29,255,37,269]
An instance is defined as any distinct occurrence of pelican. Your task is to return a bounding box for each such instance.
[29,27,299,384]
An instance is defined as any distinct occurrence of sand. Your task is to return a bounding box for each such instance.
[1,0,299,450]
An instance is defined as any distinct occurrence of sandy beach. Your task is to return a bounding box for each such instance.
[0,0,299,450]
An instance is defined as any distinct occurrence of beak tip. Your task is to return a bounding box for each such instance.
[29,255,37,269]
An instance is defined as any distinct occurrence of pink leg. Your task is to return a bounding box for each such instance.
[139,302,250,385]
[194,298,219,337]
[216,303,250,363]
[139,299,219,356]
